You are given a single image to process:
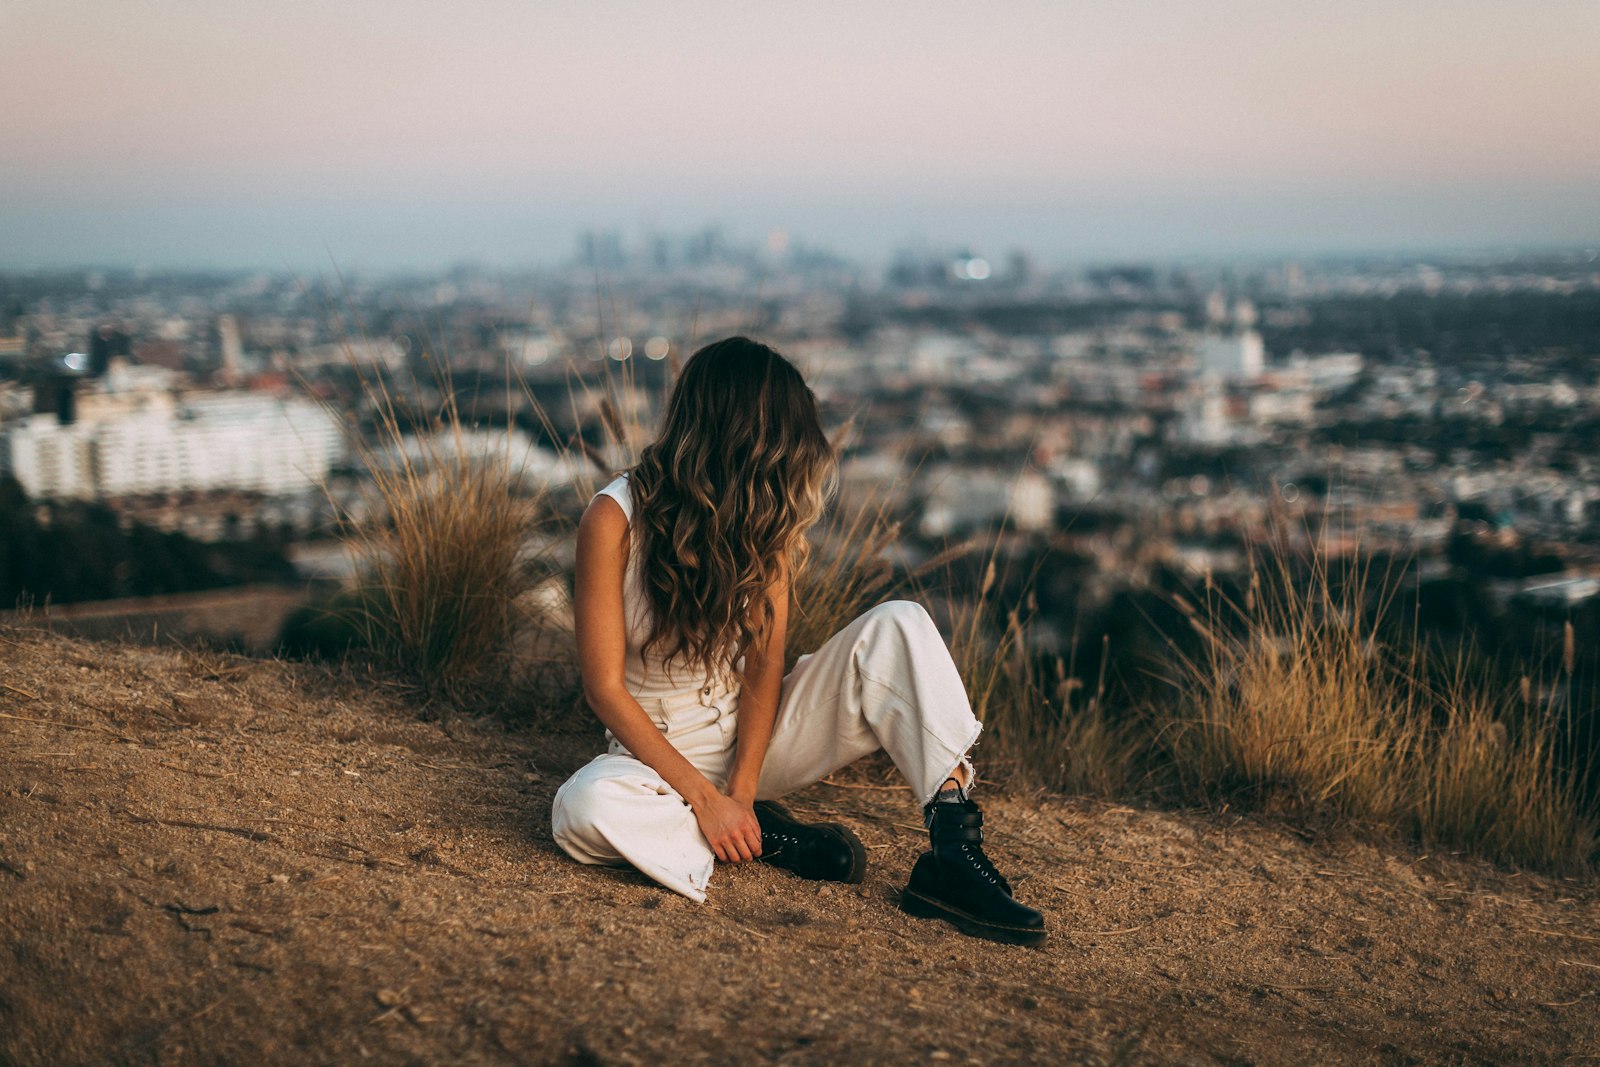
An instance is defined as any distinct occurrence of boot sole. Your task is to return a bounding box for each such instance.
[755,801,868,885]
[899,887,1047,947]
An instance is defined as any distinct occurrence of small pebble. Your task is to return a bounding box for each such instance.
[269,873,290,884]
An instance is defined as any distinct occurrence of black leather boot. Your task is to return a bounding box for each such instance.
[753,800,867,884]
[900,790,1045,946]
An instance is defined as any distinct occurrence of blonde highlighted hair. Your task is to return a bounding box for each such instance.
[628,336,836,683]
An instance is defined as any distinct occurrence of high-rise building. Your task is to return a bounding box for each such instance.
[577,230,625,270]
[218,314,243,385]
[88,324,131,378]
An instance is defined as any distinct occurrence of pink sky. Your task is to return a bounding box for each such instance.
[4,1,1597,267]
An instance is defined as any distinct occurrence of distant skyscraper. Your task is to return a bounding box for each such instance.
[1283,261,1306,295]
[88,324,130,378]
[1004,250,1035,288]
[31,369,79,426]
[649,235,674,271]
[577,230,625,270]
[686,226,724,265]
[218,314,243,385]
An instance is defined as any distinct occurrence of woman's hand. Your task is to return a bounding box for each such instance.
[693,791,762,863]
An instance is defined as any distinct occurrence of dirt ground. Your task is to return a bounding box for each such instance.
[2,625,1598,1066]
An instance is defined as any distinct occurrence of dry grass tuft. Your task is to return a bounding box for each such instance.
[1163,546,1416,825]
[1037,636,1148,798]
[327,357,552,701]
[1416,663,1596,873]
[1157,524,1597,874]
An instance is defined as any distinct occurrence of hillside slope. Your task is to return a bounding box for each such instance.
[2,626,1597,1066]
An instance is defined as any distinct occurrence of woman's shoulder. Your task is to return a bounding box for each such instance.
[578,473,633,567]
[589,472,633,521]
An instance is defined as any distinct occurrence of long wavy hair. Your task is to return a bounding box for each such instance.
[627,336,836,685]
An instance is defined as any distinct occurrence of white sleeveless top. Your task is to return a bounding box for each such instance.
[592,473,743,714]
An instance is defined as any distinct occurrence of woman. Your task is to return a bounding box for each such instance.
[551,336,1044,946]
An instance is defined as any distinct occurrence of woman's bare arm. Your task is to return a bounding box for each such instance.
[573,494,763,862]
[726,559,789,803]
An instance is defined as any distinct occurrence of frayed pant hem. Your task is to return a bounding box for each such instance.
[919,718,984,809]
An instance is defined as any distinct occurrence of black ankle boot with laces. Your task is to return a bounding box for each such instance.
[900,788,1046,946]
[753,800,867,884]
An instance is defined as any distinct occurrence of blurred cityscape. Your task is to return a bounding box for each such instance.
[2,232,1598,693]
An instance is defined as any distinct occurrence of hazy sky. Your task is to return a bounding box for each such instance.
[4,0,1597,269]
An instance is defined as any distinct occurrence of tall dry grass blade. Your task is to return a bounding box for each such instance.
[909,538,985,580]
[599,397,627,448]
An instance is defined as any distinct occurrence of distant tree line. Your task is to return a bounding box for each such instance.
[1313,411,1600,468]
[1259,291,1600,372]
[865,288,1600,378]
[0,476,296,609]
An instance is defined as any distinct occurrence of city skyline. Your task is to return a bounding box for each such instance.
[4,0,1598,270]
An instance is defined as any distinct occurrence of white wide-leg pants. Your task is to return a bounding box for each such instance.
[550,600,983,901]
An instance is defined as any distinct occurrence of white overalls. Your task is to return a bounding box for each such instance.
[551,474,982,901]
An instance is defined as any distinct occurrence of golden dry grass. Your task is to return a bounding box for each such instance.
[1415,660,1596,873]
[1163,549,1417,825]
[345,443,543,695]
[320,345,553,700]
[1158,526,1597,875]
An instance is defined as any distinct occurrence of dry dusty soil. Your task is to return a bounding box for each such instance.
[2,625,1598,1066]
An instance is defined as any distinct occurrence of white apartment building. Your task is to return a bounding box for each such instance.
[1195,331,1265,380]
[375,427,588,491]
[1,417,97,499]
[918,466,1056,537]
[0,389,345,500]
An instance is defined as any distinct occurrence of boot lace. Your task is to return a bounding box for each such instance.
[763,830,801,860]
[956,840,1012,895]
[929,781,1013,895]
